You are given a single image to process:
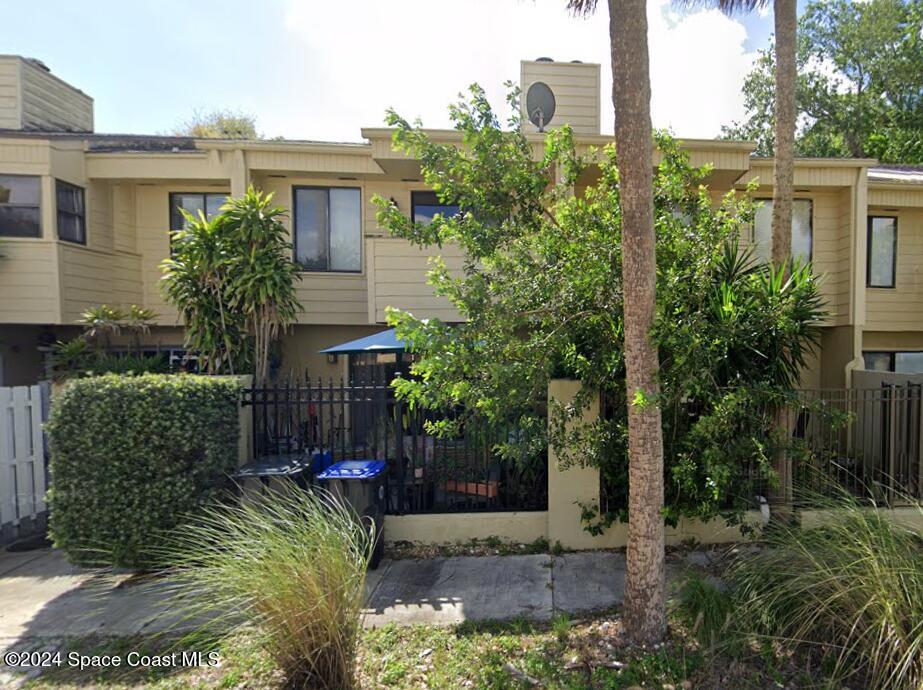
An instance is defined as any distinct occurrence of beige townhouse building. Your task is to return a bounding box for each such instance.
[0,54,920,388]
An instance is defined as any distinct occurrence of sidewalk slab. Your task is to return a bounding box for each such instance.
[363,554,553,627]
[552,551,626,614]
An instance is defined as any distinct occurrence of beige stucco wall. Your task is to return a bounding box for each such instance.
[278,323,385,380]
[820,325,857,388]
[0,325,50,386]
[385,512,549,545]
[862,330,923,351]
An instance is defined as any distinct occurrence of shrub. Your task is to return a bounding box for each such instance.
[729,492,923,689]
[161,483,372,690]
[675,573,736,653]
[47,374,240,568]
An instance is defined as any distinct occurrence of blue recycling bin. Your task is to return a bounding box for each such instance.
[310,450,333,477]
[317,460,387,569]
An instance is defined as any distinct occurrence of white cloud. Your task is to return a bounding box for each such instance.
[273,0,758,142]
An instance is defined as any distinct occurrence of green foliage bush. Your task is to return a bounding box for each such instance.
[47,374,240,568]
[374,87,825,526]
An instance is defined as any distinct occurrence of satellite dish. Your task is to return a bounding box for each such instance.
[526,81,556,132]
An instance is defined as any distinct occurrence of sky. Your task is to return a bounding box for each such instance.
[0,0,807,142]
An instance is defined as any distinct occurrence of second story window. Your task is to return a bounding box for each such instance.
[169,192,228,232]
[0,174,41,238]
[867,216,897,288]
[752,198,813,263]
[293,186,361,272]
[863,350,923,374]
[56,180,86,244]
[411,191,460,226]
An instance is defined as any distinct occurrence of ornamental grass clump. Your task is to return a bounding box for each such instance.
[161,483,372,690]
[729,489,923,689]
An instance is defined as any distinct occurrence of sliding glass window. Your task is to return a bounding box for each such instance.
[293,187,361,272]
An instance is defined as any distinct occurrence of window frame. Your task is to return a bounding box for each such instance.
[292,185,362,274]
[752,197,814,263]
[167,191,229,255]
[55,179,86,245]
[861,350,923,373]
[863,350,896,372]
[0,173,42,239]
[410,190,461,225]
[168,191,230,232]
[866,215,897,288]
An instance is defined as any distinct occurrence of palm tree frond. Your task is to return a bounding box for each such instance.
[567,0,599,17]
[672,0,770,15]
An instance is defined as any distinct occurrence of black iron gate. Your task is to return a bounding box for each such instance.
[242,376,547,514]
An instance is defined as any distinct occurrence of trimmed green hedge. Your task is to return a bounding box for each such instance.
[47,374,240,568]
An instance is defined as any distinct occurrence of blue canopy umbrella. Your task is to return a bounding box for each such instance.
[318,328,406,355]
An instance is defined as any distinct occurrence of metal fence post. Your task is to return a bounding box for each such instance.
[888,385,897,503]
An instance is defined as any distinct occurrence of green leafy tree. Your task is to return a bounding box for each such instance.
[724,0,923,163]
[374,85,824,574]
[173,108,260,139]
[161,187,302,383]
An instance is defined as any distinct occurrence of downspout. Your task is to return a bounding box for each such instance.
[844,165,869,388]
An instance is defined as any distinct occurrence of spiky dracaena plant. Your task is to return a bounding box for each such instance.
[161,211,247,375]
[159,484,372,690]
[221,187,302,385]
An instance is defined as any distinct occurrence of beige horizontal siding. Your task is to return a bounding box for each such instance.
[58,244,143,323]
[369,238,463,323]
[19,59,92,132]
[521,61,600,135]
[868,187,923,208]
[866,208,923,330]
[0,241,58,322]
[0,58,19,129]
[742,164,861,189]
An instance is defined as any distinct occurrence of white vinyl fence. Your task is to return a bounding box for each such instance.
[0,384,48,544]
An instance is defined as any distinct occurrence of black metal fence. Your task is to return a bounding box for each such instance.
[599,384,923,515]
[242,376,547,514]
[793,385,922,503]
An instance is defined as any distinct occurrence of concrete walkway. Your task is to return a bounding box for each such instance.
[0,546,718,687]
[0,547,706,639]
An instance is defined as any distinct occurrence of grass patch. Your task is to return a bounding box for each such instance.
[22,614,819,690]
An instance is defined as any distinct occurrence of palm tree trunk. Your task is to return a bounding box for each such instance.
[609,0,666,646]
[771,0,796,266]
[771,0,797,514]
